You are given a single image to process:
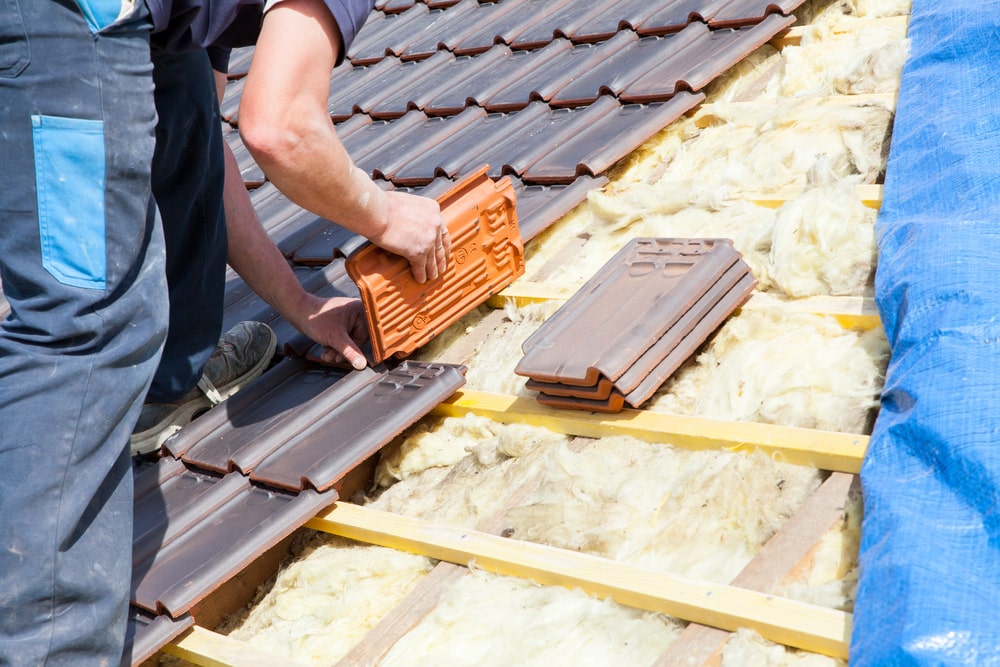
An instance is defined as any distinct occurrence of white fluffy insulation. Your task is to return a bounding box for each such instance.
[218,537,434,663]
[208,2,909,665]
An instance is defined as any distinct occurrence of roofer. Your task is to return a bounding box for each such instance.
[0,0,448,662]
[0,2,169,663]
[132,0,451,454]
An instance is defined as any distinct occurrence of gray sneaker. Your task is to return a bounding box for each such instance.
[131,321,278,456]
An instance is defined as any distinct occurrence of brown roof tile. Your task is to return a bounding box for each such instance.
[132,468,335,616]
[517,237,745,385]
[348,4,432,65]
[248,360,466,491]
[366,107,488,183]
[516,238,757,410]
[161,357,357,472]
[509,175,608,243]
[397,0,483,60]
[248,182,306,236]
[162,357,466,491]
[124,607,194,666]
[620,269,756,404]
[535,387,629,414]
[520,93,704,184]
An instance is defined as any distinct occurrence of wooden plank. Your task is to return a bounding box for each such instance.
[307,503,852,659]
[334,438,591,664]
[333,562,467,667]
[771,15,909,48]
[693,93,897,128]
[655,472,857,666]
[740,294,881,331]
[163,625,310,667]
[490,286,881,331]
[432,390,868,473]
[746,183,882,209]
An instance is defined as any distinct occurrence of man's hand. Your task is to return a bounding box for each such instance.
[370,187,451,284]
[294,294,370,370]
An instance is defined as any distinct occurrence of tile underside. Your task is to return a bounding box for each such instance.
[346,167,524,364]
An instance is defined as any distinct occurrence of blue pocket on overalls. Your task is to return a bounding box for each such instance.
[32,114,107,290]
[73,0,125,33]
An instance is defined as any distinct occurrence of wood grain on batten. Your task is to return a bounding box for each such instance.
[308,503,853,659]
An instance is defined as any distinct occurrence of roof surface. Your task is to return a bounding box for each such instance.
[8,0,821,662]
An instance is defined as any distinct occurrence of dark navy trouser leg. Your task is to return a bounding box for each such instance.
[146,47,228,403]
[0,1,167,664]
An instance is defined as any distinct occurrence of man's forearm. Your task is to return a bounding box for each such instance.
[214,69,311,327]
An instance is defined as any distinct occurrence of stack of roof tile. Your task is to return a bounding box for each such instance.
[515,238,757,413]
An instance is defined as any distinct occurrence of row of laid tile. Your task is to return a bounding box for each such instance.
[220,5,794,197]
[223,14,790,127]
[349,0,803,66]
[126,356,467,661]
[131,456,336,617]
[341,93,704,187]
[328,17,793,121]
[516,238,757,412]
[164,358,466,491]
[230,164,602,273]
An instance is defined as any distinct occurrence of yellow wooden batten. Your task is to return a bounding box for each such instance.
[164,626,310,667]
[746,183,883,209]
[488,286,881,331]
[771,15,909,48]
[432,390,867,473]
[307,503,853,660]
[693,93,898,128]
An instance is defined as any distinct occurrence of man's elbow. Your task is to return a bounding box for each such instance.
[239,103,305,171]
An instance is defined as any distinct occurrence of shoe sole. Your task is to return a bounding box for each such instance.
[130,396,212,457]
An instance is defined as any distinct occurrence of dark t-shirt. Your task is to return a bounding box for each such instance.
[146,0,375,71]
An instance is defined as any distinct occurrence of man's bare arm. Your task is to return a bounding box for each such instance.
[237,0,449,284]
[215,69,369,370]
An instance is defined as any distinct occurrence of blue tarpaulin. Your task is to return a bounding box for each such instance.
[852,2,1000,664]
